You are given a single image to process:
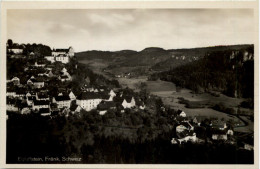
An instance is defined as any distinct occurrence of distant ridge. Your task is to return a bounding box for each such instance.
[76,44,253,71]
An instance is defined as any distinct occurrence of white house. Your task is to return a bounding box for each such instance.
[21,107,31,114]
[177,132,197,144]
[211,130,228,140]
[11,77,20,85]
[8,47,23,54]
[34,61,46,67]
[6,99,18,112]
[69,91,76,100]
[177,110,186,117]
[6,88,16,97]
[176,122,194,133]
[56,55,70,64]
[53,95,71,109]
[76,92,103,111]
[7,104,19,112]
[52,47,74,57]
[172,130,197,144]
[122,96,136,109]
[227,129,234,136]
[109,89,116,97]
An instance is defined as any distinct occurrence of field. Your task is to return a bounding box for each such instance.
[114,77,252,131]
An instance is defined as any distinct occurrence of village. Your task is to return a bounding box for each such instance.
[6,41,253,152]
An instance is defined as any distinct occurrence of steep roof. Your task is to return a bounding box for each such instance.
[34,100,49,106]
[39,108,50,114]
[54,95,70,101]
[37,92,49,99]
[211,120,226,128]
[27,96,36,101]
[97,101,116,110]
[179,122,193,129]
[60,75,69,79]
[53,48,69,52]
[70,104,81,111]
[77,92,102,100]
[176,130,195,139]
[211,129,227,135]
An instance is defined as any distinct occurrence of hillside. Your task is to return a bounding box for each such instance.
[76,45,253,74]
[151,45,254,99]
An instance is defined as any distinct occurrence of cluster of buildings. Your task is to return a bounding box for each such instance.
[6,46,146,117]
[170,110,235,144]
[45,47,74,64]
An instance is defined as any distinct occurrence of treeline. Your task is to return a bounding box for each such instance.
[150,46,254,99]
[7,39,52,57]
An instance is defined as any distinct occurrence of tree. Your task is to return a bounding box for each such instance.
[7,39,13,47]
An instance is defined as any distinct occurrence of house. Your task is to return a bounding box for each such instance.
[26,92,32,98]
[59,74,71,82]
[21,107,31,114]
[227,129,234,135]
[135,98,146,110]
[6,98,18,112]
[69,91,76,100]
[97,101,116,115]
[44,70,54,77]
[36,92,49,101]
[11,77,20,85]
[244,143,254,151]
[15,88,26,99]
[39,108,51,116]
[26,96,35,106]
[44,56,56,63]
[53,95,71,109]
[8,47,23,54]
[103,89,117,101]
[177,110,186,117]
[76,92,103,111]
[70,104,82,114]
[50,103,59,114]
[109,89,116,97]
[6,88,16,97]
[61,67,68,74]
[27,78,45,88]
[52,47,74,57]
[121,96,136,109]
[174,130,197,144]
[211,120,227,130]
[34,61,46,67]
[176,122,194,133]
[56,54,70,64]
[32,100,49,110]
[211,129,228,140]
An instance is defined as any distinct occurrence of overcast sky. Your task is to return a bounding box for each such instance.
[7,9,254,52]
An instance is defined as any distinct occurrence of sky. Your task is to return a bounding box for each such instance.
[7,9,255,52]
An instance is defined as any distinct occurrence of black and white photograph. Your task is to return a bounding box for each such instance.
[1,1,258,168]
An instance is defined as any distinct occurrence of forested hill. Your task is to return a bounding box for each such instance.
[76,45,254,72]
[150,45,254,99]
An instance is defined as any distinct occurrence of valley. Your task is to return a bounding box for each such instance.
[77,45,254,134]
